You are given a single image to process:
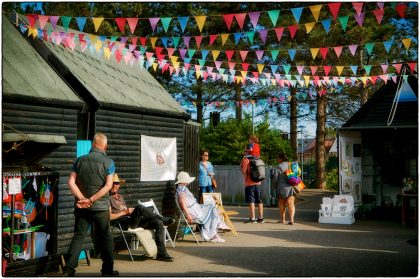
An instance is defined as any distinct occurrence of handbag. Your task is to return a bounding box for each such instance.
[202,162,217,189]
[211,177,217,189]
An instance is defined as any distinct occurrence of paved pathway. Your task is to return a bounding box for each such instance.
[56,189,418,277]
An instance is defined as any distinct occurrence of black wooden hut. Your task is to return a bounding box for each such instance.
[338,74,418,223]
[2,14,199,275]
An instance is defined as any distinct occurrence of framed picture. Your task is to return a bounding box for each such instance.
[202,192,223,206]
[353,144,361,157]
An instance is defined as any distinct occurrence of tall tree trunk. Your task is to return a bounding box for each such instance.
[290,87,298,161]
[315,91,327,189]
[195,79,204,123]
[235,83,242,120]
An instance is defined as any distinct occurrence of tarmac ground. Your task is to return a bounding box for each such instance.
[54,189,418,277]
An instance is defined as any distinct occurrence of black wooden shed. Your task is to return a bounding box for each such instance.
[337,74,418,223]
[2,14,200,275]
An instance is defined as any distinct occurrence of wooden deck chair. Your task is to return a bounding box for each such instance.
[202,193,239,236]
[174,196,201,244]
[110,216,157,261]
[138,199,176,248]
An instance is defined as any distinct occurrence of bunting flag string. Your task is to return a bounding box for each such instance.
[25,2,409,45]
[25,23,417,88]
[26,21,413,68]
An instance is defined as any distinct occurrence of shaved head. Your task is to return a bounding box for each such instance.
[93,133,108,150]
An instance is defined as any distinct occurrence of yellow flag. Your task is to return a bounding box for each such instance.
[211,50,220,60]
[236,76,243,84]
[303,75,310,87]
[402,38,412,50]
[196,69,202,79]
[150,37,158,49]
[95,40,102,52]
[271,79,276,85]
[241,71,247,78]
[89,34,98,44]
[221,34,229,46]
[305,22,316,34]
[361,76,368,86]
[171,56,178,63]
[336,66,344,76]
[152,62,158,72]
[257,64,264,74]
[309,5,322,21]
[103,47,111,60]
[92,17,104,32]
[310,48,319,59]
[173,61,180,70]
[28,27,36,38]
[194,16,206,32]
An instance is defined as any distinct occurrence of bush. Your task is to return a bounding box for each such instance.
[325,168,339,192]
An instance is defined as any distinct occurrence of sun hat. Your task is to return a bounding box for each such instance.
[113,174,126,185]
[175,171,195,184]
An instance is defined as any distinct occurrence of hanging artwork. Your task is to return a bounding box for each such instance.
[140,135,177,181]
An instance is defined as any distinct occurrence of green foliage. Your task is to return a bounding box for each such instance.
[200,118,292,165]
[325,168,339,192]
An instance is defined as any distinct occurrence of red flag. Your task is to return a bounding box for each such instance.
[225,50,234,61]
[26,14,38,27]
[372,9,384,24]
[288,25,298,39]
[328,3,341,20]
[273,27,284,41]
[395,3,406,18]
[195,36,203,49]
[223,14,235,31]
[209,34,217,45]
[126,18,139,34]
[234,13,247,30]
[319,48,328,60]
[115,18,126,34]
[139,37,147,46]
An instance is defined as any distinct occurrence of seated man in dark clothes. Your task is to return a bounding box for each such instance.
[109,174,175,262]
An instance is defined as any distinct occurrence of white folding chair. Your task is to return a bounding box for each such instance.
[110,216,157,261]
[174,196,201,244]
[138,199,176,248]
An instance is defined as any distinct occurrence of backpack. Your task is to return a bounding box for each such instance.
[285,161,302,186]
[249,157,266,182]
[285,161,305,194]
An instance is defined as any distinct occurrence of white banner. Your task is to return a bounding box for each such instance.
[140,135,177,181]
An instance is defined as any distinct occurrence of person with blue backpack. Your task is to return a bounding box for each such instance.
[271,152,297,225]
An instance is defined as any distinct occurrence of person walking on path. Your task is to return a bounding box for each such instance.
[271,152,296,225]
[63,133,119,277]
[109,174,175,262]
[198,149,215,203]
[240,149,264,223]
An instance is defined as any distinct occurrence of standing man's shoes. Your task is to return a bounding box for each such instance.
[156,254,174,262]
[62,266,75,277]
[101,270,120,277]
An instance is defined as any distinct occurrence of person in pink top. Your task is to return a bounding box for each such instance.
[240,148,264,223]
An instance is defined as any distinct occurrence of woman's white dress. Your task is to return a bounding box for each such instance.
[176,185,222,241]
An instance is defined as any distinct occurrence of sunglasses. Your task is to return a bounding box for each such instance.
[113,182,120,185]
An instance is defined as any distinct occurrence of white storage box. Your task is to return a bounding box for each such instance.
[318,195,355,224]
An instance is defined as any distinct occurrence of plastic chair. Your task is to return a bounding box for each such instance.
[138,199,176,248]
[174,196,201,244]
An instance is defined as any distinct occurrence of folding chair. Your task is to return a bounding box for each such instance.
[174,196,201,244]
[138,199,176,248]
[110,216,157,261]
[202,193,239,236]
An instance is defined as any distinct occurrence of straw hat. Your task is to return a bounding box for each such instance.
[175,171,195,184]
[113,174,126,185]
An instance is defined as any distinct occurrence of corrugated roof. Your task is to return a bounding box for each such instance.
[41,24,187,115]
[2,17,82,105]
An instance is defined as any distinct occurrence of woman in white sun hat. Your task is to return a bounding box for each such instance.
[175,171,230,242]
